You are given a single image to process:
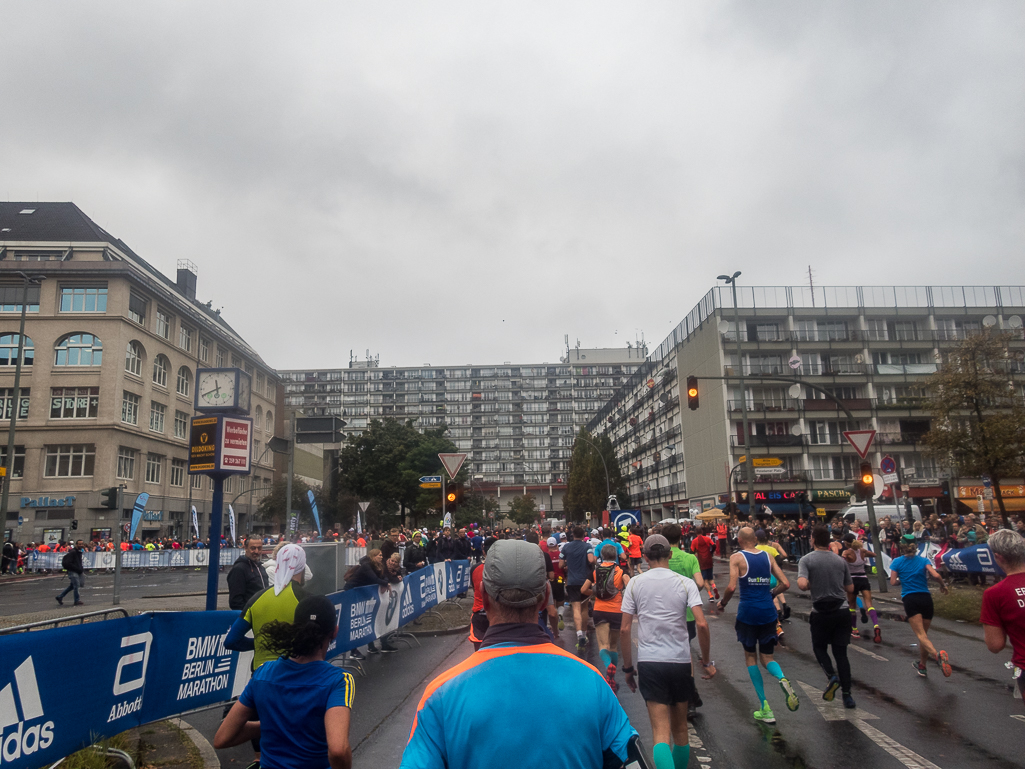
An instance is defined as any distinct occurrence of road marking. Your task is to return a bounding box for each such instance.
[849,644,888,662]
[796,680,942,769]
[1011,715,1025,724]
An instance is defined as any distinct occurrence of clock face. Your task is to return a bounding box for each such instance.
[198,371,236,408]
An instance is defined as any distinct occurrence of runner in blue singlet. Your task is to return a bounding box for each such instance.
[719,527,799,724]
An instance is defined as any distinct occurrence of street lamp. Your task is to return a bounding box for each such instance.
[574,433,611,508]
[717,271,756,518]
[1,273,44,525]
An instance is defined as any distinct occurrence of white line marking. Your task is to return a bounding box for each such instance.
[796,681,942,769]
[851,719,943,769]
[1011,715,1025,724]
[849,644,888,662]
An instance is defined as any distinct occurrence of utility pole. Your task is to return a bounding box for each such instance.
[113,484,125,605]
[0,273,43,522]
[718,272,755,519]
[285,411,296,537]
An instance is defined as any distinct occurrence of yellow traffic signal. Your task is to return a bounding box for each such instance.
[447,492,457,503]
[686,376,699,410]
[861,471,874,485]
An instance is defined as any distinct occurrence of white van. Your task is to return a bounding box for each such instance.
[837,501,924,523]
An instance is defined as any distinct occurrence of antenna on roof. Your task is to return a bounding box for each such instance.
[808,265,815,307]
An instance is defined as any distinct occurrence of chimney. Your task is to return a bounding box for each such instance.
[176,259,197,300]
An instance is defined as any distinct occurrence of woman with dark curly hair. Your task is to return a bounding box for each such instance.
[216,595,355,769]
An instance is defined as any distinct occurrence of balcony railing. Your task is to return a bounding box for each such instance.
[874,431,929,446]
[874,363,939,375]
[726,399,801,413]
[803,398,873,412]
[731,434,805,448]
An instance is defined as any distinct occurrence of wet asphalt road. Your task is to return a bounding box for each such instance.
[5,565,1023,767]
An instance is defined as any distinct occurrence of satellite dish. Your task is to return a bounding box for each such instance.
[983,315,998,327]
[788,384,802,398]
[788,356,802,370]
[1008,315,1023,329]
[718,320,731,334]
[855,354,864,364]
[790,423,803,436]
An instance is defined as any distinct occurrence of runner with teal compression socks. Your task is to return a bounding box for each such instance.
[719,527,799,724]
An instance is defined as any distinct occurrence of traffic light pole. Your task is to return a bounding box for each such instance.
[113,485,124,606]
[442,474,446,526]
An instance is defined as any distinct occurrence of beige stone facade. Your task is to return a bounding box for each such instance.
[0,203,282,544]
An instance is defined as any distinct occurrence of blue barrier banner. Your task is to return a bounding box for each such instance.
[26,548,243,571]
[942,544,1005,576]
[0,560,472,768]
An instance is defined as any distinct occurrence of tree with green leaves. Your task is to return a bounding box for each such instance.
[456,492,500,528]
[507,493,540,526]
[336,418,463,527]
[257,475,325,531]
[923,330,1025,528]
[564,428,630,520]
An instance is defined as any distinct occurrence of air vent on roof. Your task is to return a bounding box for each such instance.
[19,209,35,215]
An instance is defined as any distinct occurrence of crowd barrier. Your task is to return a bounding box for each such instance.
[0,560,471,769]
[24,548,245,571]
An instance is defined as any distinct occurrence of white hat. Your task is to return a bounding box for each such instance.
[547,536,558,547]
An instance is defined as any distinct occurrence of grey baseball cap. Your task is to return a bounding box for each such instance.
[643,534,671,555]
[482,540,547,608]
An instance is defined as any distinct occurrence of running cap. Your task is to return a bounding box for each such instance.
[294,594,337,635]
[642,534,671,556]
[842,533,856,543]
[482,539,547,608]
[559,532,568,540]
[547,536,558,547]
[901,534,917,543]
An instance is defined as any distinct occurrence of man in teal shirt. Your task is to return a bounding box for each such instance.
[664,523,707,713]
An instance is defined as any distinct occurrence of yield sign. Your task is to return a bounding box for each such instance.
[358,501,370,513]
[842,430,876,459]
[439,452,467,480]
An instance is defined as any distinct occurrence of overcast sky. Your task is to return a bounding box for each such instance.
[2,2,1022,369]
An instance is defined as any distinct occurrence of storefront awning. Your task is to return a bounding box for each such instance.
[956,496,1025,513]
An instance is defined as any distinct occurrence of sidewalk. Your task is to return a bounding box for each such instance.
[0,591,230,631]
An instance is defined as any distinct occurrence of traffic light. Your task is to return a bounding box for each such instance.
[446,492,457,504]
[686,376,699,411]
[856,462,874,501]
[100,486,118,509]
[71,519,78,530]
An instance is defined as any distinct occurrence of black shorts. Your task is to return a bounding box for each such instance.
[551,580,566,604]
[700,568,714,581]
[592,610,622,630]
[637,662,694,705]
[735,619,778,654]
[566,584,585,603]
[470,611,490,644]
[687,619,696,641]
[630,557,642,567]
[902,592,934,621]
[851,576,871,594]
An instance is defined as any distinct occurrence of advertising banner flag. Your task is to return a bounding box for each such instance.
[307,490,321,536]
[942,544,1004,576]
[228,505,236,544]
[129,493,150,542]
[191,506,200,539]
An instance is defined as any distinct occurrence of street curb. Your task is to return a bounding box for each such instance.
[407,623,470,637]
[179,720,220,769]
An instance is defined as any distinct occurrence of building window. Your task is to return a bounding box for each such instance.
[153,355,169,387]
[145,453,162,484]
[0,334,33,367]
[191,473,203,490]
[223,476,233,494]
[44,444,95,477]
[0,445,25,477]
[199,337,209,363]
[231,355,241,369]
[0,388,30,420]
[54,333,103,366]
[122,391,140,425]
[149,401,166,433]
[0,283,40,312]
[155,309,171,340]
[179,325,192,353]
[174,410,188,439]
[170,459,185,487]
[117,447,136,480]
[125,341,143,376]
[256,373,265,394]
[59,285,108,313]
[176,367,192,398]
[253,439,261,463]
[50,387,98,419]
[216,348,226,367]
[129,293,147,325]
[265,411,273,433]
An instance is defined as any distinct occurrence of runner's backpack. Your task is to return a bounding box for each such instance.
[594,562,618,601]
[61,551,74,570]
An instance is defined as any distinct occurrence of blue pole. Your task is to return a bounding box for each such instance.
[206,475,224,611]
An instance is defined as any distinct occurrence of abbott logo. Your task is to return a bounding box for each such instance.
[0,657,55,762]
[113,633,153,696]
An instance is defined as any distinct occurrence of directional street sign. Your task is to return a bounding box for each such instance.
[439,452,468,479]
[419,476,442,484]
[420,482,442,489]
[755,466,787,475]
[753,457,783,467]
[842,430,876,459]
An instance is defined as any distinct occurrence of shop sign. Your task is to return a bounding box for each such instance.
[809,489,852,502]
[21,495,76,508]
[956,485,1024,499]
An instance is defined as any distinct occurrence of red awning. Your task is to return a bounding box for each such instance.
[881,486,942,499]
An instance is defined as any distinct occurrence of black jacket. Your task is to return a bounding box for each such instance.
[226,555,269,611]
[62,548,84,575]
[404,543,427,572]
[436,536,456,561]
[344,556,391,590]
[454,537,471,559]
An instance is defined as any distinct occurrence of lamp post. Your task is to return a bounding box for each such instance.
[717,272,756,518]
[245,443,274,533]
[0,273,44,525]
[574,433,611,507]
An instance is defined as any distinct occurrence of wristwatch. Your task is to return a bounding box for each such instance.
[622,665,636,674]
[702,660,715,668]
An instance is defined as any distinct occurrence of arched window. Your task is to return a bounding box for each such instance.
[54,333,102,366]
[125,341,143,377]
[176,366,192,398]
[153,355,169,387]
[255,405,263,427]
[0,334,32,367]
[265,410,273,434]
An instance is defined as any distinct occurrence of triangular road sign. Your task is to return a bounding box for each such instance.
[842,430,876,459]
[358,501,370,513]
[439,452,468,480]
